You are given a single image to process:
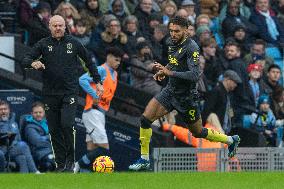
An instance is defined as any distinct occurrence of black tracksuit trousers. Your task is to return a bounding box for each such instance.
[43,94,77,170]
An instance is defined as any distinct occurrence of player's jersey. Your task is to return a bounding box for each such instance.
[166,37,201,95]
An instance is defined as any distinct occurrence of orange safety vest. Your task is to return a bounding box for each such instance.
[193,124,224,172]
[163,123,238,171]
[191,124,240,172]
[84,64,117,111]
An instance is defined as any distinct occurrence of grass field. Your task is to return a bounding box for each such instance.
[1,172,284,189]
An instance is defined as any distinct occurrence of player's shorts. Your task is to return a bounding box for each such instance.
[82,109,108,144]
[155,87,200,124]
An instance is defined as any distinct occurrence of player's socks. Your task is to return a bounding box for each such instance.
[227,136,234,144]
[78,147,110,168]
[141,155,149,161]
[140,127,152,158]
[205,128,231,144]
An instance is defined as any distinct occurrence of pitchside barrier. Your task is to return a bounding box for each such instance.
[153,147,284,172]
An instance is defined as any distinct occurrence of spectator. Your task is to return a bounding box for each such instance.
[106,0,128,24]
[231,25,251,56]
[249,0,284,48]
[0,100,39,173]
[175,8,188,20]
[26,1,51,46]
[54,2,81,34]
[72,19,91,46]
[244,95,277,146]
[222,0,257,39]
[225,41,254,124]
[196,14,223,48]
[180,0,196,24]
[88,14,117,59]
[247,63,265,107]
[195,25,211,45]
[219,0,251,23]
[271,87,284,120]
[160,0,177,25]
[196,14,211,27]
[202,70,242,134]
[92,18,129,65]
[80,0,103,31]
[243,39,274,73]
[122,15,145,56]
[144,12,163,40]
[217,39,236,73]
[98,0,131,14]
[134,0,155,39]
[200,37,222,88]
[130,41,162,95]
[22,102,56,172]
[197,55,209,108]
[262,64,282,96]
[151,24,168,65]
[22,15,103,172]
[187,24,196,39]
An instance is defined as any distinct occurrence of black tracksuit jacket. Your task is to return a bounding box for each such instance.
[22,35,101,95]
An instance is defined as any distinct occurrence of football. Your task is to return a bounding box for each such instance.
[93,156,114,173]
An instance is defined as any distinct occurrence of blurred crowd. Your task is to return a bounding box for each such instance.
[1,0,284,164]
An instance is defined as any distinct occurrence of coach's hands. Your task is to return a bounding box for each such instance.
[31,61,45,70]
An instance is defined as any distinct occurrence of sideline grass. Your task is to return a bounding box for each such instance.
[0,172,284,189]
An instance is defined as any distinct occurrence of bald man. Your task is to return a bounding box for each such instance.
[22,15,103,172]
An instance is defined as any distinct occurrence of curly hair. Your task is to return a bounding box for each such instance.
[168,16,189,28]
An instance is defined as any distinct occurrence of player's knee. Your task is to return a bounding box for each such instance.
[140,115,152,129]
[192,128,208,138]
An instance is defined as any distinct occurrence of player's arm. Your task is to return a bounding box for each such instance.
[79,67,106,99]
[165,63,174,70]
[22,40,43,68]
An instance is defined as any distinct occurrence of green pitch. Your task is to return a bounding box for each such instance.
[1,172,284,189]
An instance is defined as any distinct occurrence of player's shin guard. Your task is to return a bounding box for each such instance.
[78,147,110,168]
[140,127,152,157]
[204,128,229,144]
[139,115,153,158]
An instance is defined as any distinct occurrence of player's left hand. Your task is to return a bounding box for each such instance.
[154,64,173,76]
[153,70,166,81]
[96,83,104,97]
[152,62,163,72]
